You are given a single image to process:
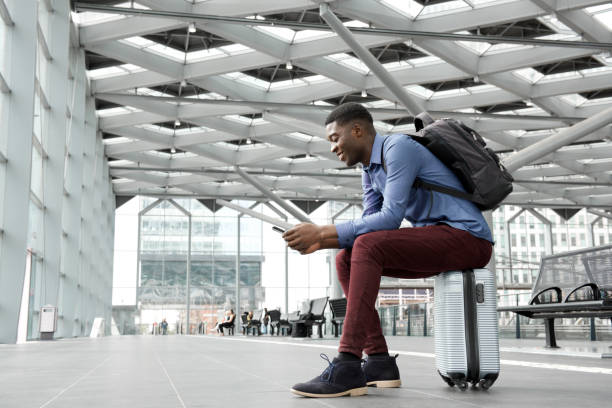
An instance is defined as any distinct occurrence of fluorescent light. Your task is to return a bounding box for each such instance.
[286,61,293,70]
[188,23,196,33]
[171,146,176,153]
[174,119,181,127]
[361,89,367,97]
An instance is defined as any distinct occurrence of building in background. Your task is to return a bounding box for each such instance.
[113,196,612,333]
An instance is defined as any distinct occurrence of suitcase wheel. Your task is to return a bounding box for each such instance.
[456,380,468,391]
[478,378,493,390]
[438,372,455,387]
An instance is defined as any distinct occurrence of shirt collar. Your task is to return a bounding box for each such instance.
[364,133,383,171]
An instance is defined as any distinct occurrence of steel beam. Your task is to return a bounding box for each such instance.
[234,166,311,223]
[216,199,293,230]
[503,106,612,173]
[0,71,9,93]
[319,3,423,115]
[0,0,13,26]
[74,3,612,50]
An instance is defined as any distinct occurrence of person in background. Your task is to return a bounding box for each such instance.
[217,309,236,335]
[160,318,168,335]
[262,308,270,334]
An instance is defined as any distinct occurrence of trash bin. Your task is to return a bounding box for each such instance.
[39,306,57,340]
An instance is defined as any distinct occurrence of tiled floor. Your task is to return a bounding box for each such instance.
[1,334,611,408]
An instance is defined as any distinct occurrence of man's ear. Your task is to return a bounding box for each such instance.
[351,123,362,138]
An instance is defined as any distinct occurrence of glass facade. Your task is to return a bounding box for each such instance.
[113,197,612,339]
[0,0,115,343]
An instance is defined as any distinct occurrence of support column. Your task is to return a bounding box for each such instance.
[236,202,260,314]
[39,0,69,320]
[264,202,289,313]
[483,210,497,279]
[58,48,86,338]
[0,0,37,344]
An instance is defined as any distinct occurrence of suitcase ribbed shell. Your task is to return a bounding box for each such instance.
[434,269,500,387]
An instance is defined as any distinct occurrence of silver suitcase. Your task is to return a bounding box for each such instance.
[434,268,500,390]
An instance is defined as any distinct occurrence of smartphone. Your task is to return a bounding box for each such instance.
[272,226,286,234]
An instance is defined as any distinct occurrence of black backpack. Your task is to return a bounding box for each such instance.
[382,112,513,211]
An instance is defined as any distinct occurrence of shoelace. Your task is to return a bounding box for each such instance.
[319,353,335,383]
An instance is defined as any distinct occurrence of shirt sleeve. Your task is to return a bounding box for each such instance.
[335,136,423,248]
[335,168,383,248]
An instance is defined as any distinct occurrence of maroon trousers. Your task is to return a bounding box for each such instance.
[336,224,492,357]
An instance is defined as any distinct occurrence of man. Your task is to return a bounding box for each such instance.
[283,103,493,398]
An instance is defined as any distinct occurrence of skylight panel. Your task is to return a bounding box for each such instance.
[363,99,395,109]
[123,37,154,48]
[539,71,581,82]
[87,66,125,80]
[409,55,443,66]
[223,114,255,125]
[294,30,335,43]
[268,78,309,91]
[466,84,497,93]
[484,42,532,55]
[222,72,268,89]
[344,20,369,28]
[102,137,131,145]
[185,48,225,63]
[583,95,612,106]
[514,68,544,84]
[326,53,369,74]
[254,26,295,42]
[288,132,316,142]
[587,4,612,30]
[72,11,124,26]
[147,43,185,62]
[432,88,470,98]
[122,37,185,62]
[133,87,167,97]
[454,31,490,55]
[560,93,587,107]
[87,63,146,80]
[97,106,141,117]
[185,92,226,101]
[538,15,573,33]
[381,60,415,70]
[420,1,469,17]
[301,75,331,85]
[220,43,253,55]
[404,85,434,99]
[380,0,421,19]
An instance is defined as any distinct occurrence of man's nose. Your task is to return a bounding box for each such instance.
[330,143,338,153]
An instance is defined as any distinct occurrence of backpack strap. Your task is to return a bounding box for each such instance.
[380,135,476,203]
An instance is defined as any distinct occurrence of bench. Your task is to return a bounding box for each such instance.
[279,311,300,336]
[329,297,347,337]
[292,297,328,338]
[498,244,612,348]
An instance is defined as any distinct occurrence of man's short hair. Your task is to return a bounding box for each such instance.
[324,102,373,126]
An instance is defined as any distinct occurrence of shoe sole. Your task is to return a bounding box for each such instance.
[290,386,368,398]
[367,379,402,388]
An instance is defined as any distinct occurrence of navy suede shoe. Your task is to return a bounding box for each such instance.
[291,354,368,398]
[363,354,401,388]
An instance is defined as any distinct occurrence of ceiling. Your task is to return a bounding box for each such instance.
[73,0,612,210]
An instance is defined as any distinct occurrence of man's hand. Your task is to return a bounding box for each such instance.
[283,223,322,254]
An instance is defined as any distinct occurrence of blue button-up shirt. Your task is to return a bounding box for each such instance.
[335,133,493,248]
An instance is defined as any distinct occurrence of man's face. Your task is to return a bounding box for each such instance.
[326,121,361,167]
